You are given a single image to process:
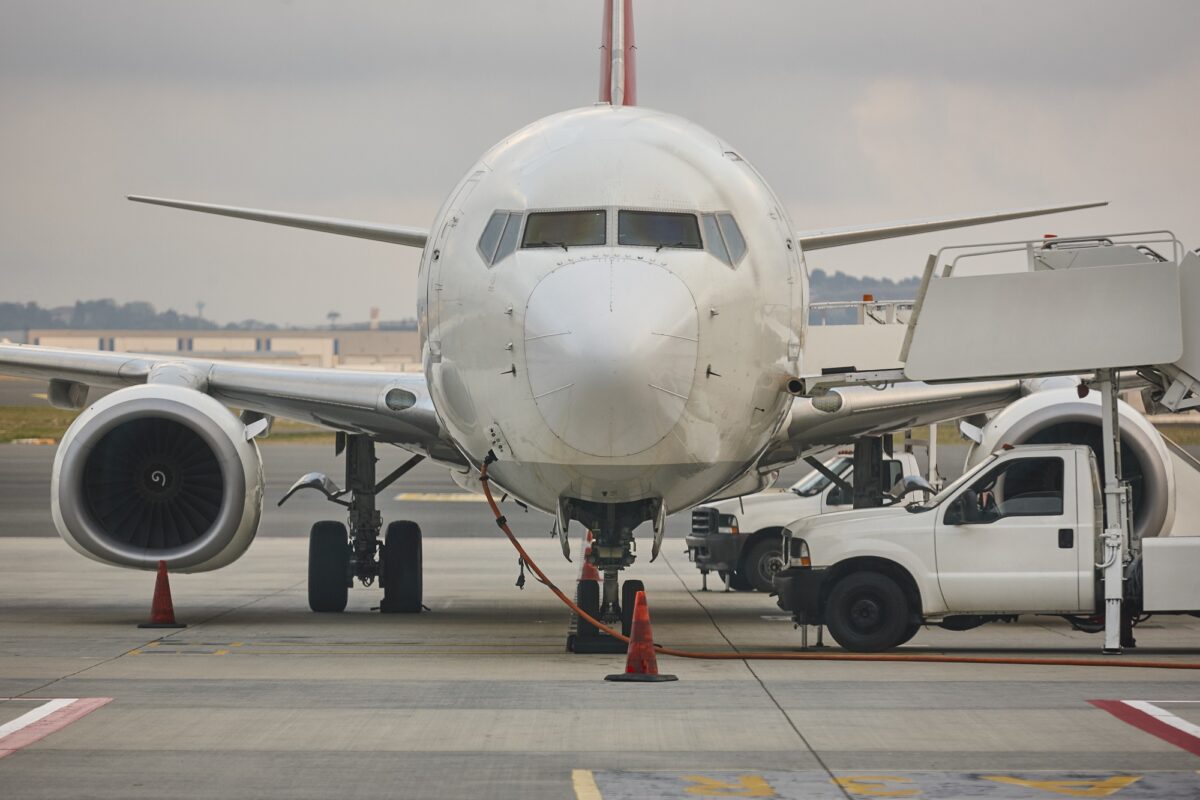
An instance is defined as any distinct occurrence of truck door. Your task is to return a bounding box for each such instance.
[935,454,1080,612]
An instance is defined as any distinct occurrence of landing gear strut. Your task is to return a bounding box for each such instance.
[564,498,655,654]
[280,433,425,613]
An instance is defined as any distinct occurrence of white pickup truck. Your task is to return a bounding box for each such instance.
[686,451,921,592]
[774,444,1200,651]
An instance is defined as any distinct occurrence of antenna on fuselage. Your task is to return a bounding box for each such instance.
[599,0,637,106]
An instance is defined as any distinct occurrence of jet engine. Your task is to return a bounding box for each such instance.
[51,384,265,572]
[964,386,1175,540]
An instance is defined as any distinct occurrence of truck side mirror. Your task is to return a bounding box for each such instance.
[827,485,848,505]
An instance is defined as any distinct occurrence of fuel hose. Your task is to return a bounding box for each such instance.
[479,457,1200,670]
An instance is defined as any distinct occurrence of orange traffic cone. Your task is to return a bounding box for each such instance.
[138,560,186,629]
[605,590,677,682]
[580,531,601,582]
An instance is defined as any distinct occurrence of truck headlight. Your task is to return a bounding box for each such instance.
[788,537,811,567]
[717,514,739,535]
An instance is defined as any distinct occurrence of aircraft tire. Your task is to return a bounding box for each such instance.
[620,579,644,637]
[577,579,601,640]
[381,520,423,613]
[308,521,349,613]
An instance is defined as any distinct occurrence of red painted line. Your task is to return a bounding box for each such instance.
[0,697,112,759]
[1090,699,1200,757]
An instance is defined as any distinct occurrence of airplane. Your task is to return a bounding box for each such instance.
[3,1,1156,633]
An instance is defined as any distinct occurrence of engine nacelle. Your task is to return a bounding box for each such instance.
[51,384,265,572]
[965,386,1175,540]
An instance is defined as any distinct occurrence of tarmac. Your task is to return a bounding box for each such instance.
[0,440,1199,797]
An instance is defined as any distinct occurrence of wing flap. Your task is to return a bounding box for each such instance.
[796,201,1107,251]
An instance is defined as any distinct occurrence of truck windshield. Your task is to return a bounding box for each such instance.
[791,457,852,497]
[906,454,1000,513]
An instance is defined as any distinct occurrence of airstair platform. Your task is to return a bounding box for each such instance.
[796,232,1200,410]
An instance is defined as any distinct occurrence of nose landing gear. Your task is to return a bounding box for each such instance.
[280,433,425,613]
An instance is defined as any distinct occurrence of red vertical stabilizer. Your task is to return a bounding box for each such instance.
[599,0,637,106]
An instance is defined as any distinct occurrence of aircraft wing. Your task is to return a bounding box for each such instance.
[759,379,1026,470]
[127,195,429,248]
[0,343,464,465]
[796,201,1107,251]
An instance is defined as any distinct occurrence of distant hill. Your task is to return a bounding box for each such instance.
[809,269,920,324]
[809,268,920,302]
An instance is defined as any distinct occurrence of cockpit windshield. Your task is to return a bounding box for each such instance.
[521,210,606,249]
[618,210,702,250]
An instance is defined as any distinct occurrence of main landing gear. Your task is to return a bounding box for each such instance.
[279,433,425,613]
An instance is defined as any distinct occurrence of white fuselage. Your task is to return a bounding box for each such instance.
[418,105,806,515]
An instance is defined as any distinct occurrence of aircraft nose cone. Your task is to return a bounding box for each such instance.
[524,259,699,457]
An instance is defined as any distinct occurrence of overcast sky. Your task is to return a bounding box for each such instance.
[2,1,1198,326]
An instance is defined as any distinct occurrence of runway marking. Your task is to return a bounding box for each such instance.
[1091,699,1200,757]
[0,697,112,759]
[584,771,1194,799]
[572,769,602,800]
[394,492,487,502]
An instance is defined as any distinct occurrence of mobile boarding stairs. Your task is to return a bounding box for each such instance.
[795,231,1200,653]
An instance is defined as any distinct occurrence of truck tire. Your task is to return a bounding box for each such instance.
[718,570,753,592]
[825,571,910,652]
[895,622,922,647]
[742,536,785,593]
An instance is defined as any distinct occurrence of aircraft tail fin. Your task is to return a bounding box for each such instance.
[599,0,636,106]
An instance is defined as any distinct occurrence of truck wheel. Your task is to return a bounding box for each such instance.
[825,571,909,652]
[718,570,753,592]
[895,622,922,647]
[742,537,785,593]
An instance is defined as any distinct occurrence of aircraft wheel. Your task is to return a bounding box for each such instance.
[308,521,350,612]
[825,571,909,652]
[381,520,423,613]
[620,579,644,637]
[577,579,601,640]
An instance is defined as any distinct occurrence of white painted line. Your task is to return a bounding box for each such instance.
[0,698,76,739]
[0,697,112,759]
[1124,700,1200,740]
[394,492,487,502]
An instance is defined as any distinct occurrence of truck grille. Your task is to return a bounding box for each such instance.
[692,507,718,535]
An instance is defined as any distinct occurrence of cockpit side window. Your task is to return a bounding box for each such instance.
[521,210,606,249]
[477,211,524,266]
[701,212,747,266]
[717,213,747,264]
[617,210,702,249]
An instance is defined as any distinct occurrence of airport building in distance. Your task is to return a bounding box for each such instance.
[15,328,422,371]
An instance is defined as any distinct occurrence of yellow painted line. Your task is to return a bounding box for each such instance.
[214,650,230,656]
[31,392,47,400]
[394,492,486,502]
[572,769,602,800]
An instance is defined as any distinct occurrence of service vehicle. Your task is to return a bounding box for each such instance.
[774,444,1200,651]
[687,451,921,591]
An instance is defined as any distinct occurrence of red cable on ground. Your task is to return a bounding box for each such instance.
[478,459,1200,670]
